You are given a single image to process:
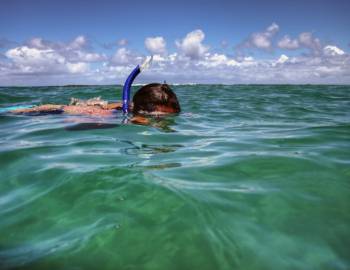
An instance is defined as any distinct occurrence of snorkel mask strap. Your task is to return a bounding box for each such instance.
[121,56,153,114]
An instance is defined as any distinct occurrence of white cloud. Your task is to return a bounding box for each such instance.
[314,66,343,77]
[298,32,321,53]
[110,47,138,66]
[176,29,209,59]
[24,36,104,63]
[277,54,289,64]
[6,46,65,67]
[251,34,271,49]
[73,51,105,62]
[267,23,279,33]
[27,37,48,49]
[245,23,280,50]
[323,45,345,56]
[1,31,350,85]
[4,41,92,75]
[277,35,299,49]
[69,35,87,49]
[145,36,167,55]
[66,62,89,73]
[277,32,325,56]
[117,39,128,46]
[198,53,239,67]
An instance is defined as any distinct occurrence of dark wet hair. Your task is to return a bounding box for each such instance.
[132,83,181,115]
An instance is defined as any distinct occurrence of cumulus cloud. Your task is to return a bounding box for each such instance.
[298,32,322,53]
[73,51,106,62]
[102,38,129,49]
[145,36,167,55]
[24,36,105,63]
[176,29,209,59]
[69,35,88,50]
[277,32,322,55]
[0,35,109,81]
[1,29,349,85]
[27,37,49,49]
[276,54,289,64]
[5,45,90,75]
[323,45,345,56]
[109,47,142,67]
[6,46,64,69]
[95,44,350,84]
[117,39,128,46]
[244,23,280,50]
[267,23,279,33]
[66,62,89,73]
[197,53,239,68]
[277,35,299,49]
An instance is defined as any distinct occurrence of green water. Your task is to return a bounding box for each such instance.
[0,85,349,270]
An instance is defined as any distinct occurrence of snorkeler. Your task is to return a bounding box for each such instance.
[10,57,181,124]
[11,83,180,123]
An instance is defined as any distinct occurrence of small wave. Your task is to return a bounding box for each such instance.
[150,175,266,194]
[1,84,349,269]
[0,218,114,269]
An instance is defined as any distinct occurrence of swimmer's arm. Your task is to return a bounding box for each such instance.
[12,101,129,113]
[130,116,174,132]
[12,104,64,114]
[12,104,116,116]
[106,102,122,110]
[106,102,133,110]
[130,115,150,125]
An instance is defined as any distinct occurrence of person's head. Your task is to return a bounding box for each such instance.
[132,83,181,115]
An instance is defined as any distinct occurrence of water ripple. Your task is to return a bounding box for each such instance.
[0,85,349,269]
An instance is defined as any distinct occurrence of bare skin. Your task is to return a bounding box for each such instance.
[12,102,123,116]
[130,115,151,125]
[11,102,153,125]
[12,104,64,114]
[62,105,114,116]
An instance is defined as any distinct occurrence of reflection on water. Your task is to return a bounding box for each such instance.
[65,122,120,131]
[134,162,182,170]
[120,140,183,155]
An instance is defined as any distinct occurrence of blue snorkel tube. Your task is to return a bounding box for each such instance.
[122,66,140,114]
[122,56,153,114]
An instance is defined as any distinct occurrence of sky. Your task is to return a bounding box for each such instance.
[0,0,350,85]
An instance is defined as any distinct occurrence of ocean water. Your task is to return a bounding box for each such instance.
[0,84,349,270]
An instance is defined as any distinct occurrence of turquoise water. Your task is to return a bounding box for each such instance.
[0,85,349,270]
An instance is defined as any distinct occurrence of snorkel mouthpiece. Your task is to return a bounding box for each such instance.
[121,56,153,114]
[122,65,141,114]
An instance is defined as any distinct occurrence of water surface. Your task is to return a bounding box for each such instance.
[0,85,349,270]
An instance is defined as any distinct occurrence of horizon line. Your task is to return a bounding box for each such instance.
[1,83,350,88]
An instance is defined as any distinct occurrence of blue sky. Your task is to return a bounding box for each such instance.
[1,0,350,85]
